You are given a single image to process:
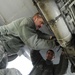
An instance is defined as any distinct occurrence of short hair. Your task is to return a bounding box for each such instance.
[46,49,54,55]
[33,12,43,18]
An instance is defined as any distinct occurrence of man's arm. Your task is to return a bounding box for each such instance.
[36,30,50,40]
[54,53,68,75]
[19,24,56,50]
[0,17,24,36]
[30,50,43,66]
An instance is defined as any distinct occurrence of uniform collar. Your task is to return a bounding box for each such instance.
[27,17,36,29]
[46,59,53,65]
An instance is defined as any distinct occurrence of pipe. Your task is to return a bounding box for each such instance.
[35,0,72,47]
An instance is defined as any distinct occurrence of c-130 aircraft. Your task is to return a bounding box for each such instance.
[30,0,75,74]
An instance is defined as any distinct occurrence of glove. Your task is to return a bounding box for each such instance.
[55,39,60,46]
[50,36,59,46]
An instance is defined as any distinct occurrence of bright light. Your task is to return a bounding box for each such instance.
[7,55,33,75]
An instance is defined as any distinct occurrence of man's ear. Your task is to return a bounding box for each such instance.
[35,17,38,22]
[33,16,37,22]
[52,55,55,59]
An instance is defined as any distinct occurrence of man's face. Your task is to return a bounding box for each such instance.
[46,51,54,60]
[34,17,44,29]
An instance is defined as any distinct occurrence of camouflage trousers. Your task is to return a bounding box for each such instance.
[0,68,22,75]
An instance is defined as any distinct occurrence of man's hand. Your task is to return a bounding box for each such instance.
[50,36,56,40]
